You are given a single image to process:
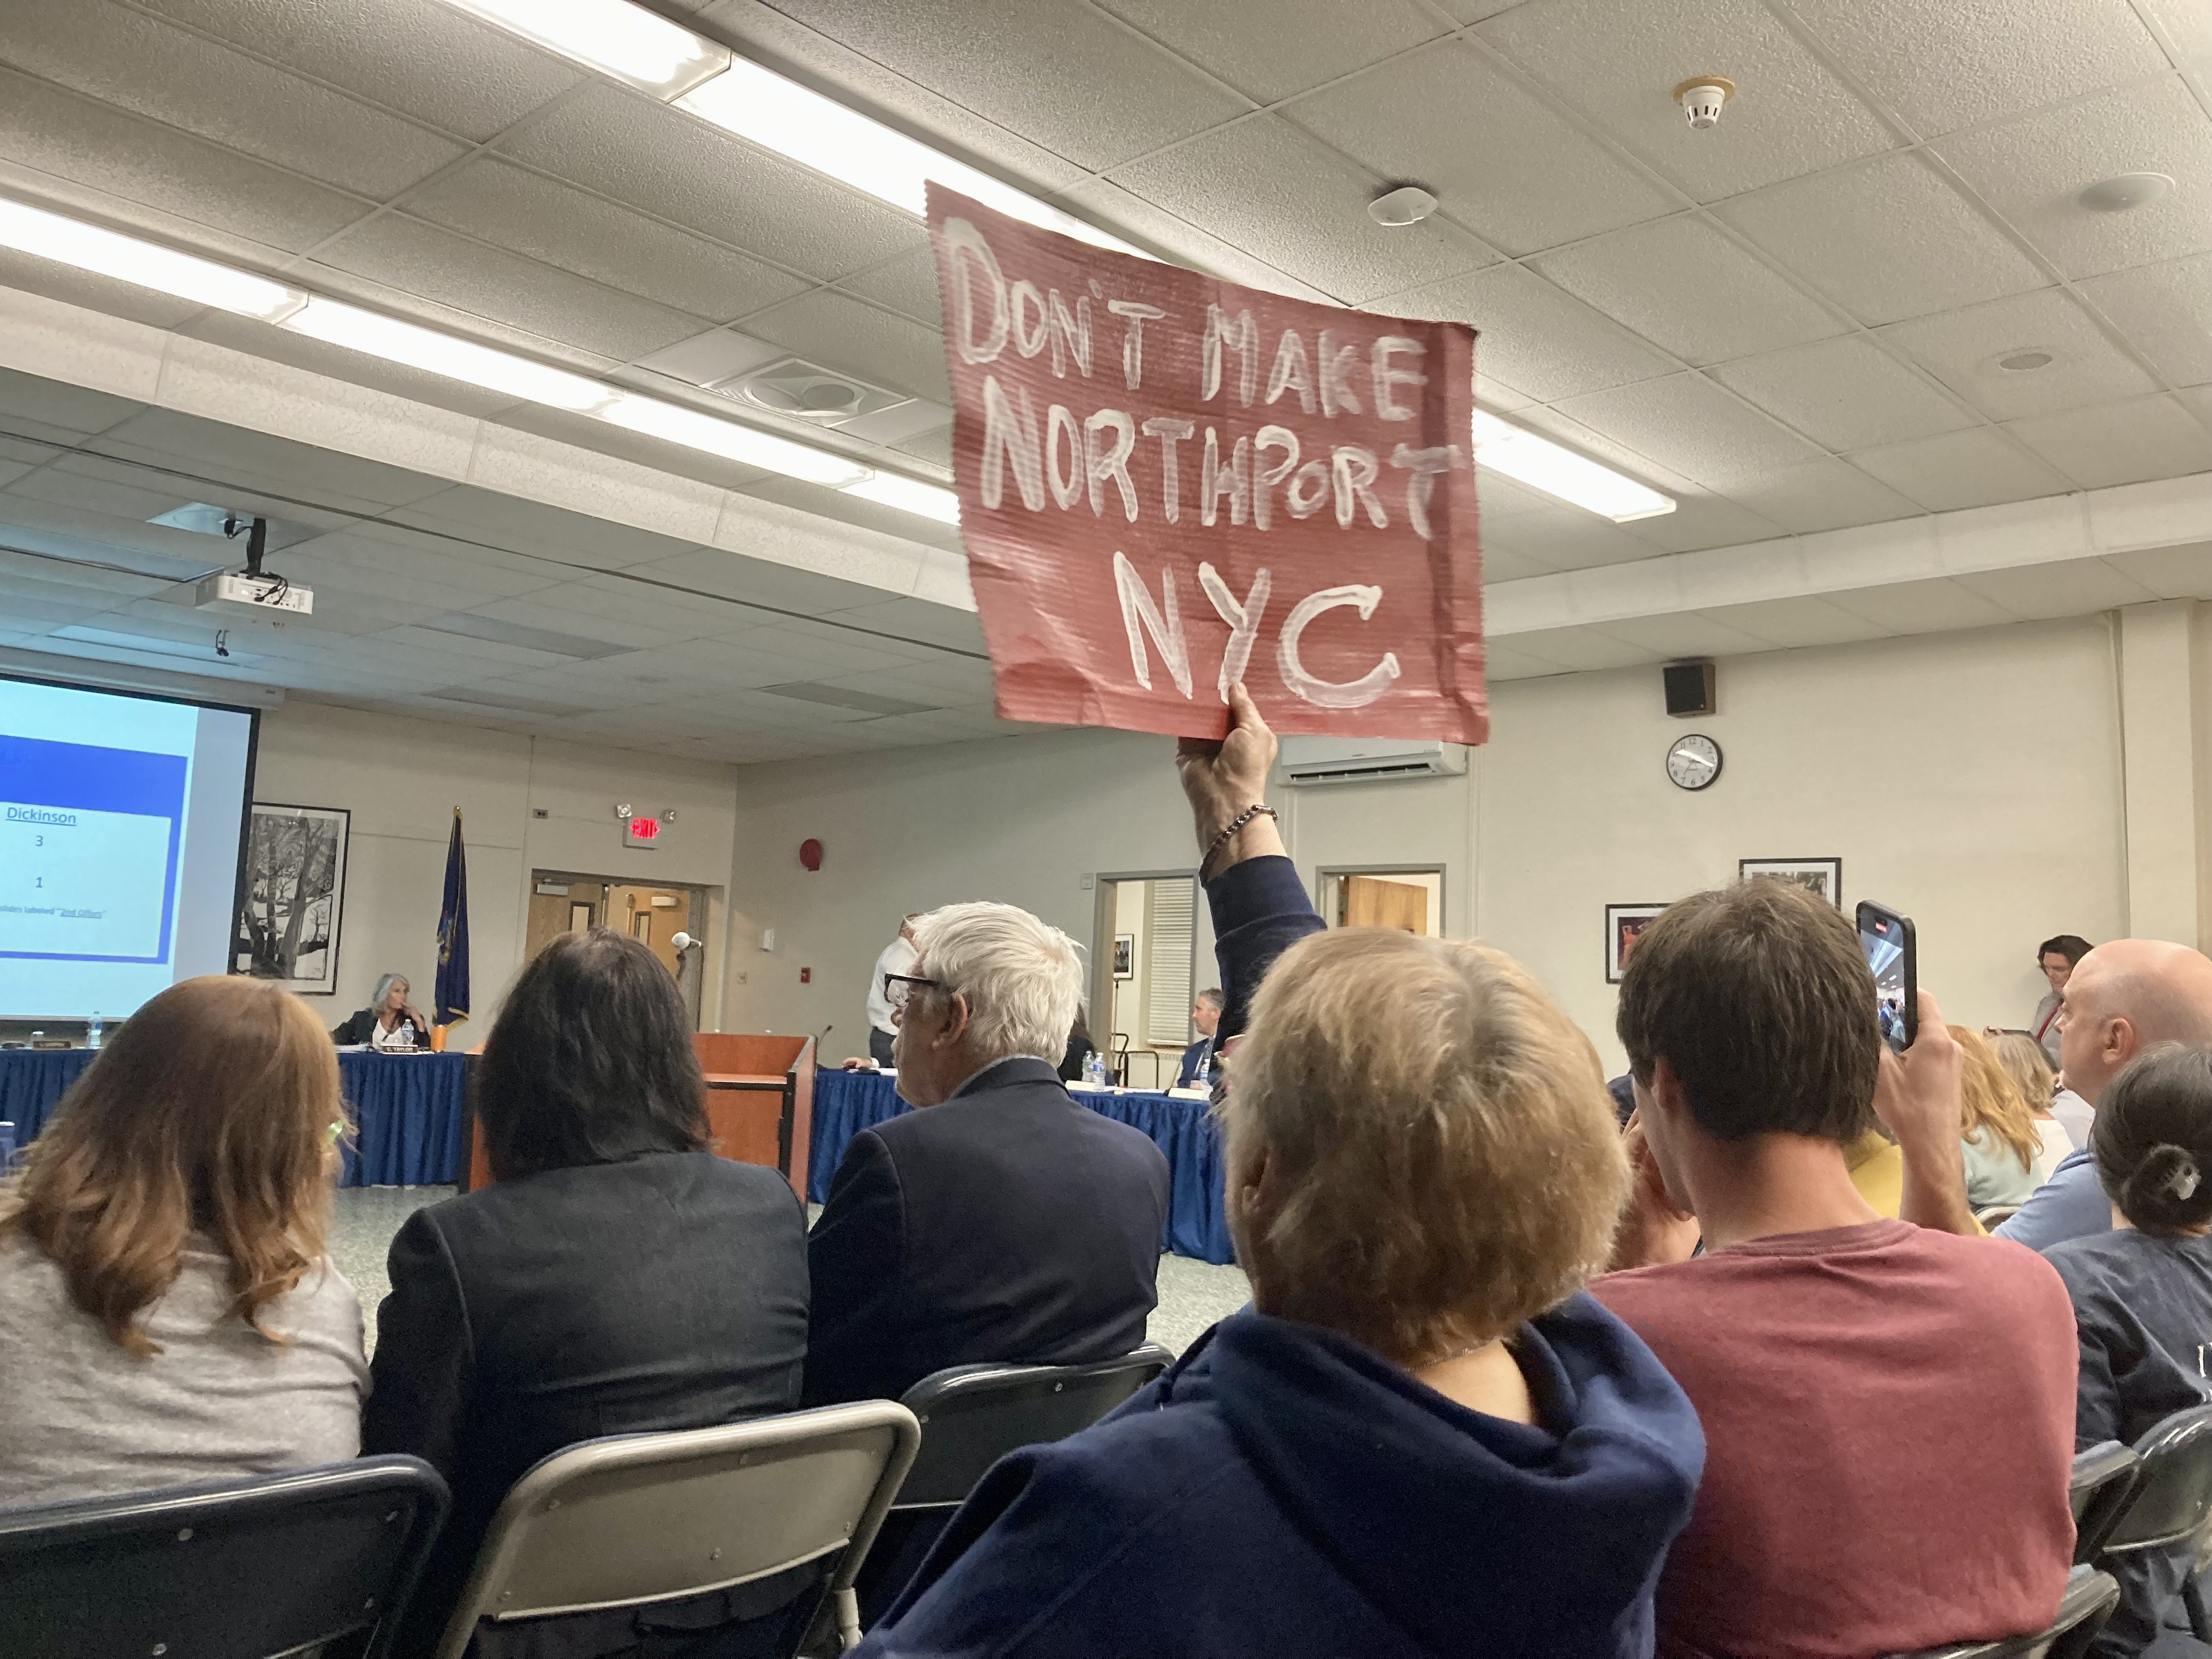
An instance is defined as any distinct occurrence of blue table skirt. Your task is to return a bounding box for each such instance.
[0,1049,467,1188]
[808,1069,1234,1266]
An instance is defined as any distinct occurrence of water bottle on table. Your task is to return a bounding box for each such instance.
[87,1011,102,1051]
[0,1122,15,1175]
[1084,1050,1110,1090]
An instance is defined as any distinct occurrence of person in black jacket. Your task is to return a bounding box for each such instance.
[362,928,810,1659]
[804,901,1170,1408]
[329,973,432,1048]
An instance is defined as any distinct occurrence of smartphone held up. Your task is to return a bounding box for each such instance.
[1857,901,1917,1054]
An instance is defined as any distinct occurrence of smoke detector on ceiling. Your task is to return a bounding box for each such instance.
[1672,76,1735,129]
[1982,346,2062,376]
[1368,184,1439,227]
[706,357,905,425]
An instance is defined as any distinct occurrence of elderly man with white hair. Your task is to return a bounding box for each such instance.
[803,900,1170,1408]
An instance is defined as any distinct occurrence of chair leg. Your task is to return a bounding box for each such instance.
[2184,1573,2211,1645]
[837,1587,862,1651]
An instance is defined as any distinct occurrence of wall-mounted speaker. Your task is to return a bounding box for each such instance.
[1663,659,1716,718]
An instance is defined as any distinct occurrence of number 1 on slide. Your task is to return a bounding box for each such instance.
[0,804,174,961]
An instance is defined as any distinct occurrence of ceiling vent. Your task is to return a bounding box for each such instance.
[708,357,906,425]
[1277,737,1469,786]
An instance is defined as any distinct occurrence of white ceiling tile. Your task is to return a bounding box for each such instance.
[1284,41,1677,257]
[829,596,988,653]
[0,366,143,443]
[1697,595,1894,647]
[1708,335,1978,450]
[1052,174,1330,300]
[2104,540,2212,599]
[1530,216,1845,366]
[1387,262,1675,401]
[0,0,465,199]
[1482,642,1572,679]
[402,159,814,324]
[1095,0,1443,103]
[1716,151,2050,325]
[1551,373,1824,487]
[1477,0,1895,200]
[1481,503,1663,571]
[1786,0,2169,138]
[1824,575,2022,633]
[1849,426,2074,511]
[2079,251,2212,387]
[2137,0,2212,80]
[315,215,707,362]
[287,523,558,603]
[638,546,905,615]
[135,0,582,142]
[1486,624,1665,670]
[1878,287,2158,422]
[1615,493,1788,554]
[1471,543,1555,583]
[833,248,943,327]
[1722,456,1926,535]
[1588,612,1775,657]
[739,290,952,404]
[0,66,370,253]
[499,83,925,282]
[1106,114,1496,304]
[2006,392,2212,489]
[97,407,455,512]
[1951,557,2161,619]
[1935,77,2212,281]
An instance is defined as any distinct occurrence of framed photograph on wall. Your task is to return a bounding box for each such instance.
[1606,904,1668,984]
[234,803,350,994]
[1112,933,1136,980]
[1740,856,1843,910]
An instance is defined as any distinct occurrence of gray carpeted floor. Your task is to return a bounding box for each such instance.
[331,1186,1250,1357]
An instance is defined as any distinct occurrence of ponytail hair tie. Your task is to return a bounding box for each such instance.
[2170,1158,2203,1203]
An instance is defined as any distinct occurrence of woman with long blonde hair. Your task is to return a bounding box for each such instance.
[1993,1030,2075,1181]
[0,977,367,1506]
[1952,1025,2042,1209]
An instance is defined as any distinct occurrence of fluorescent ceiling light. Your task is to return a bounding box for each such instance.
[597,392,872,487]
[0,197,304,321]
[438,0,729,97]
[842,472,961,524]
[1470,410,1675,523]
[679,63,1148,258]
[284,298,617,412]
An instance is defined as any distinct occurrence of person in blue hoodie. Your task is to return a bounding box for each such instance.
[853,687,1705,1659]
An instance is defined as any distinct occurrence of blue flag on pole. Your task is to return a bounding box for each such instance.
[435,809,470,1026]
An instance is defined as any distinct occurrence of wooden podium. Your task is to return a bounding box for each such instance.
[460,1034,816,1197]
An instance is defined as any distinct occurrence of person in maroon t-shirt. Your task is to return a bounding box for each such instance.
[1598,878,2078,1659]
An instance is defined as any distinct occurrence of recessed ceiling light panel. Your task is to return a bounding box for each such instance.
[438,0,730,97]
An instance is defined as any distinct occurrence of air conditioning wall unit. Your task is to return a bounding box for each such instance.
[1277,736,1469,787]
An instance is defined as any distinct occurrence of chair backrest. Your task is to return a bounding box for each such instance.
[0,1454,448,1659]
[2103,1402,2212,1553]
[436,1402,919,1659]
[1976,1205,2022,1230]
[1881,1564,2120,1659]
[2070,1441,2141,1563]
[895,1346,1174,1509]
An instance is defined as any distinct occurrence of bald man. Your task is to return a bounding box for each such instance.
[1989,939,2212,1250]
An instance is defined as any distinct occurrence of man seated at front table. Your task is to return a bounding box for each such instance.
[1602,881,2078,1659]
[1175,989,1224,1088]
[804,901,1171,1407]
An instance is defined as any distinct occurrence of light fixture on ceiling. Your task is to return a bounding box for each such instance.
[437,0,729,97]
[1983,346,2059,375]
[0,195,956,524]
[1470,410,1676,522]
[1368,185,1438,228]
[2078,172,2173,213]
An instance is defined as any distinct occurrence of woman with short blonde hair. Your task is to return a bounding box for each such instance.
[0,976,366,1506]
[1953,1025,2043,1209]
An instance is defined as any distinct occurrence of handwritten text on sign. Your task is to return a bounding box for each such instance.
[928,187,1486,744]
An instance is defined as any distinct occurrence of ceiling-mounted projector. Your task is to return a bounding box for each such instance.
[188,514,313,619]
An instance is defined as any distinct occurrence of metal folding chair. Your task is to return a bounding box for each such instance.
[2071,1440,2142,1564]
[1880,1563,2120,1659]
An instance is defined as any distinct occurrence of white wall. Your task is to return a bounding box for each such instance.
[252,701,741,1033]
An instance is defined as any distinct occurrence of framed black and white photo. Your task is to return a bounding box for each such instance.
[234,803,349,993]
[1112,933,1136,980]
[1739,856,1843,910]
[1606,904,1668,984]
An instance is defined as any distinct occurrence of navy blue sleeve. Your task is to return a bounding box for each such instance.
[362,1207,473,1479]
[1996,1149,2112,1252]
[1206,855,1324,1041]
[802,1130,905,1406]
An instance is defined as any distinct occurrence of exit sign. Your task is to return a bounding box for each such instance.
[623,815,661,849]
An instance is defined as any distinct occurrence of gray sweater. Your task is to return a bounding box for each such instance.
[0,1231,368,1509]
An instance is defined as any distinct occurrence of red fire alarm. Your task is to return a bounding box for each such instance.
[800,967,812,984]
[799,838,823,871]
[623,815,661,849]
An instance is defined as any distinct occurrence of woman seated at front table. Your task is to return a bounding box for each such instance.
[363,927,812,1659]
[855,689,1705,1659]
[330,972,432,1049]
[0,977,366,1507]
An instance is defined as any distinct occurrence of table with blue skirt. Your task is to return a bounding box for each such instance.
[0,1048,470,1187]
[807,1068,1234,1266]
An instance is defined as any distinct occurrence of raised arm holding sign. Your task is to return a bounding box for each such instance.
[928,187,1486,744]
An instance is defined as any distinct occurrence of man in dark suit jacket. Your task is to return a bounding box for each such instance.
[1175,988,1225,1087]
[806,900,1171,1407]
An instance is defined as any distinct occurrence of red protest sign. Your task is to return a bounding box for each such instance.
[928,185,1485,744]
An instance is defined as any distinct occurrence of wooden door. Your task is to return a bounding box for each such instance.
[1341,876,1430,934]
[610,884,689,979]
[524,877,607,961]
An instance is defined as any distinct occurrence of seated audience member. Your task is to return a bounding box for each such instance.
[805,902,1170,1407]
[1956,1025,2042,1210]
[330,971,431,1049]
[1600,881,2077,1658]
[0,977,365,1507]
[1175,988,1224,1087]
[364,928,810,1658]
[1058,1005,1096,1082]
[1900,941,2212,1249]
[856,688,1703,1659]
[1995,1030,2076,1181]
[2035,934,2095,1069]
[2044,1045,2212,1658]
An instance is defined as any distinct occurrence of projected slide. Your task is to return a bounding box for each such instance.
[1,736,187,962]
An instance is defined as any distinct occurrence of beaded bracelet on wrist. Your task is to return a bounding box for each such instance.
[1200,804,1277,881]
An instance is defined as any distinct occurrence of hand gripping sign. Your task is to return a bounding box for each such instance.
[927,186,1487,744]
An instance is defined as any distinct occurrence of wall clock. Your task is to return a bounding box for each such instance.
[1667,732,1722,791]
